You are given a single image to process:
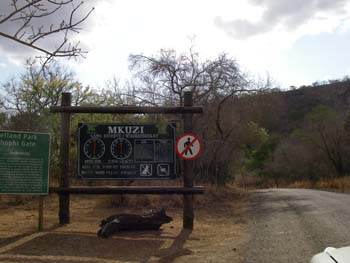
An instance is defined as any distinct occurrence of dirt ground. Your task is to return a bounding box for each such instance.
[0,193,248,263]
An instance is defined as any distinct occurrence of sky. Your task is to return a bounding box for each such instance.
[1,0,350,89]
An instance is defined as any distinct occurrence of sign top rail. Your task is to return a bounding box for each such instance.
[50,106,203,114]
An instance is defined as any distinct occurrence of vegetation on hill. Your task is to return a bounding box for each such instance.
[236,79,350,186]
[1,51,350,190]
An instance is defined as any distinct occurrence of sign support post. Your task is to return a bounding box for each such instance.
[59,92,71,224]
[38,195,44,231]
[183,91,194,229]
[51,91,204,228]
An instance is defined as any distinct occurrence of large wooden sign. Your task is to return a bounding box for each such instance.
[0,130,50,194]
[78,123,176,179]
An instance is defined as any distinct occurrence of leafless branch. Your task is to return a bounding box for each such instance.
[0,0,94,66]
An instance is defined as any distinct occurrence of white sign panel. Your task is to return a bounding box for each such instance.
[176,133,203,160]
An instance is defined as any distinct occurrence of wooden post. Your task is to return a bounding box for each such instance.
[59,92,71,224]
[183,91,194,229]
[38,195,44,231]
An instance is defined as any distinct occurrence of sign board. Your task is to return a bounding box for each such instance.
[176,133,203,160]
[0,130,50,194]
[78,123,176,179]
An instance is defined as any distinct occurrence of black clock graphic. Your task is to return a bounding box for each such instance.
[83,138,105,159]
[110,138,133,159]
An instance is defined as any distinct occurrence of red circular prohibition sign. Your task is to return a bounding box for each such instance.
[176,133,203,160]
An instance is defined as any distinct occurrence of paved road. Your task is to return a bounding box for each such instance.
[243,189,350,263]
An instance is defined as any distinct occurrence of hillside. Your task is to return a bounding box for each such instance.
[233,80,350,134]
[280,80,350,131]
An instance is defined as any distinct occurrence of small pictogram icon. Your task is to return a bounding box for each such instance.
[140,164,152,176]
[157,164,170,176]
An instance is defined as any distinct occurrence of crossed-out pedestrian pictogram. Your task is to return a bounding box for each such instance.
[176,133,203,160]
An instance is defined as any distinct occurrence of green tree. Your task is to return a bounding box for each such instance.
[0,60,97,179]
[1,60,95,132]
[244,122,278,177]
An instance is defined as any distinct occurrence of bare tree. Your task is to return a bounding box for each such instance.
[130,48,266,184]
[129,48,266,142]
[129,48,254,104]
[129,48,208,106]
[0,0,94,67]
[203,54,251,140]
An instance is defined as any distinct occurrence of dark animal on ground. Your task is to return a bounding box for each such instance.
[97,208,173,238]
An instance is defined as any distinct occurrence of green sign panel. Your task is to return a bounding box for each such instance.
[78,123,176,179]
[0,130,50,194]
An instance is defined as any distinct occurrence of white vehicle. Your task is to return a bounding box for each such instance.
[311,247,350,263]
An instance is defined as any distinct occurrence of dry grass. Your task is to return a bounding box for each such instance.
[287,176,350,193]
[0,194,37,207]
[234,174,264,189]
[96,184,247,210]
[287,181,313,189]
[0,180,247,213]
[0,185,249,263]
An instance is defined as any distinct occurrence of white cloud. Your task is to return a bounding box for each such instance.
[1,0,350,88]
[215,0,349,39]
